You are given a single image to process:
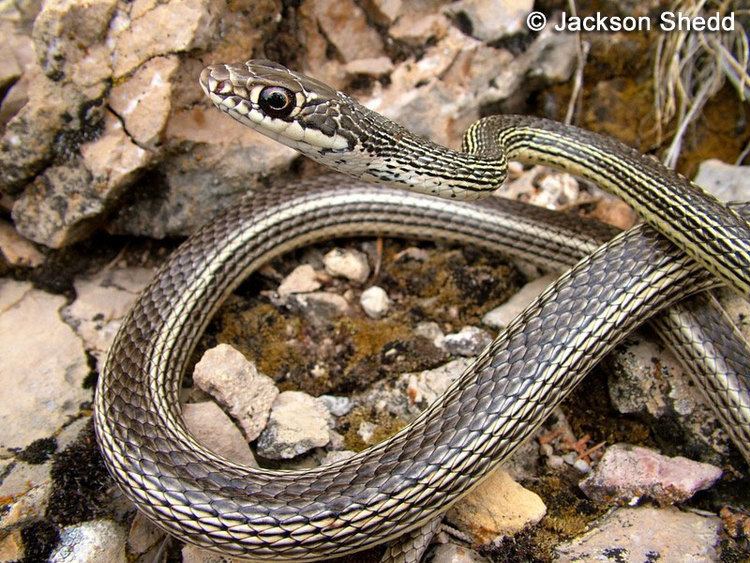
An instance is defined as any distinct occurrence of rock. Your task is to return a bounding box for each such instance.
[0,219,44,267]
[431,543,489,563]
[108,55,180,149]
[62,266,153,363]
[414,321,444,344]
[0,281,89,455]
[323,248,370,283]
[555,506,722,562]
[390,13,450,45]
[277,264,321,296]
[579,444,722,505]
[446,0,533,42]
[360,286,391,319]
[0,529,24,561]
[0,42,22,93]
[112,0,221,78]
[344,57,394,78]
[319,394,353,417]
[607,335,731,460]
[288,292,350,323]
[307,0,384,63]
[110,107,296,238]
[127,512,165,560]
[256,391,331,459]
[361,0,402,25]
[446,468,546,544]
[482,274,556,329]
[406,358,473,413]
[192,344,278,441]
[50,519,127,563]
[182,401,258,467]
[0,482,51,529]
[694,159,750,202]
[0,461,52,499]
[438,326,493,356]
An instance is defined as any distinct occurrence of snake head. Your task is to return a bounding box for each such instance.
[200,59,358,154]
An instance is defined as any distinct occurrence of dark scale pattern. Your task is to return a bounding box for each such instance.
[95,176,750,560]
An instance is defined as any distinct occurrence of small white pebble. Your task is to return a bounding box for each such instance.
[546,455,565,469]
[360,286,391,319]
[573,459,591,473]
[277,264,320,296]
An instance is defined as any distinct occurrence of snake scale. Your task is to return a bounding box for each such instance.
[94,60,750,560]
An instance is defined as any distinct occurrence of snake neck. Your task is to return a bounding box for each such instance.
[309,100,508,200]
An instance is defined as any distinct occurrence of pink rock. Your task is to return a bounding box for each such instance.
[579,444,722,505]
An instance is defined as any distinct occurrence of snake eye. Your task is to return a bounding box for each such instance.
[259,86,294,118]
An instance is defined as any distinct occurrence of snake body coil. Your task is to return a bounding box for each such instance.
[94,60,750,560]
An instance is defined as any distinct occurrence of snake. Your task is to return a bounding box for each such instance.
[94,59,750,560]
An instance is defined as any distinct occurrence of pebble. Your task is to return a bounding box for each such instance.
[694,159,750,202]
[50,519,127,563]
[579,444,722,505]
[256,391,331,459]
[437,325,493,356]
[277,264,321,296]
[192,344,278,442]
[555,506,722,562]
[447,468,546,544]
[406,358,473,411]
[182,401,258,467]
[319,394,353,417]
[288,291,350,323]
[0,280,89,454]
[482,274,557,329]
[360,285,391,319]
[323,248,370,283]
[431,543,490,563]
[414,321,444,344]
[320,450,356,465]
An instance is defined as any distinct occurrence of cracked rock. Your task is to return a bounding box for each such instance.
[256,391,331,459]
[579,444,722,505]
[437,325,493,356]
[193,344,278,441]
[445,0,533,42]
[694,159,750,202]
[0,280,89,455]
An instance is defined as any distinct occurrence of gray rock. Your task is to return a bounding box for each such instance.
[182,543,245,562]
[445,0,533,42]
[482,274,556,329]
[694,159,750,202]
[192,344,278,441]
[414,321,444,344]
[256,391,331,459]
[277,264,321,296]
[50,519,127,563]
[127,512,165,560]
[182,401,258,467]
[344,57,394,78]
[320,450,356,465]
[579,444,722,505]
[306,0,384,63]
[360,285,390,319]
[0,281,89,455]
[319,394,353,417]
[431,543,490,563]
[288,291,350,323]
[446,468,546,545]
[0,461,51,499]
[323,248,370,283]
[361,0,402,25]
[406,358,473,413]
[555,506,722,562]
[0,482,51,529]
[438,326,493,356]
[607,335,731,460]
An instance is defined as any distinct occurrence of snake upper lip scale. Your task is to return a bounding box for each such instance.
[93,59,750,560]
